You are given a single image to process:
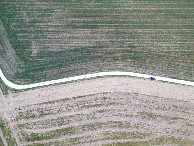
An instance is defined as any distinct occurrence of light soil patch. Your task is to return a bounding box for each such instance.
[1,77,194,145]
[3,77,194,109]
[0,99,21,146]
[11,92,194,145]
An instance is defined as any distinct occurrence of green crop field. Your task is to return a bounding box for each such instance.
[0,0,194,84]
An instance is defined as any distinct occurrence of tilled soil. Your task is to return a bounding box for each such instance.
[1,77,194,145]
[9,92,194,145]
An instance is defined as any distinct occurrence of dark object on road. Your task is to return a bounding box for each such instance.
[150,77,156,80]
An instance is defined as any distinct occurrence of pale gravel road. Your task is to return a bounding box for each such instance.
[0,69,194,90]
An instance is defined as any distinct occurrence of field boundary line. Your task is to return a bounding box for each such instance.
[0,69,194,90]
[0,20,20,75]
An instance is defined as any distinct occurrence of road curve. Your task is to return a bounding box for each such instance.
[0,69,194,90]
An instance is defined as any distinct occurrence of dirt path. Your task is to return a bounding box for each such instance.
[0,97,21,146]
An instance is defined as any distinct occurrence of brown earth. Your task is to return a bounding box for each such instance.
[0,77,194,145]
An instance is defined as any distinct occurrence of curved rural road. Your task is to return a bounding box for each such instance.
[0,69,194,90]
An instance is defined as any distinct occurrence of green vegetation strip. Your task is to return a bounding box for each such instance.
[0,118,17,146]
[0,137,4,146]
